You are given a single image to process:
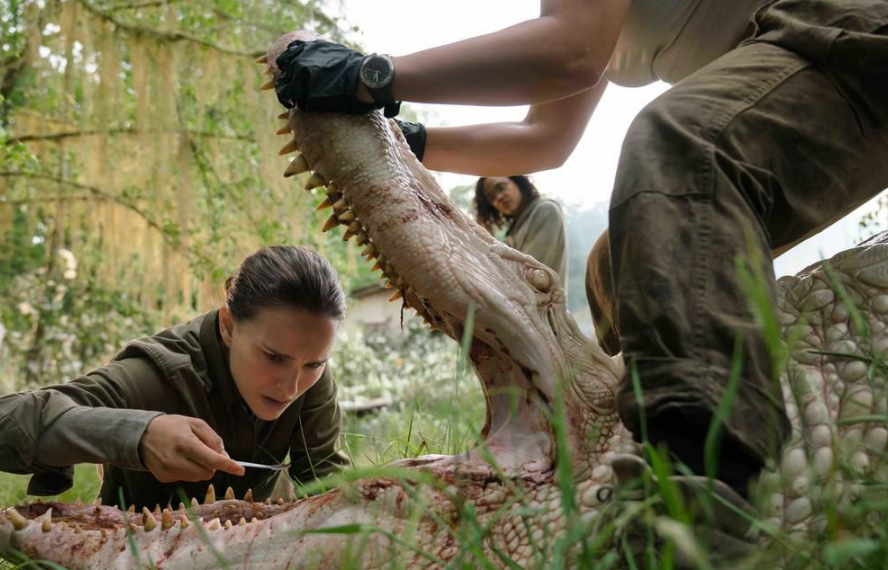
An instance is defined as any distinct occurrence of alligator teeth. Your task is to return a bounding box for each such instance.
[142,507,157,531]
[243,489,253,503]
[389,290,403,301]
[6,508,27,531]
[333,198,348,210]
[316,198,332,210]
[339,210,356,223]
[191,497,199,509]
[277,498,285,505]
[161,508,174,530]
[265,499,272,505]
[326,182,339,193]
[259,78,275,91]
[239,517,247,526]
[276,125,291,135]
[251,517,259,524]
[178,502,185,512]
[179,514,189,528]
[361,244,376,257]
[284,155,309,177]
[254,55,268,64]
[224,487,235,501]
[205,484,216,504]
[41,508,52,532]
[94,498,102,506]
[322,214,340,232]
[127,505,135,514]
[305,173,326,190]
[73,524,82,534]
[384,280,395,289]
[224,520,233,530]
[128,523,138,534]
[356,232,369,246]
[279,140,300,157]
[208,518,221,531]
[263,67,273,76]
[277,111,289,120]
[371,261,383,272]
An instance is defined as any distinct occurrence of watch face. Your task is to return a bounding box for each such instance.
[361,55,393,90]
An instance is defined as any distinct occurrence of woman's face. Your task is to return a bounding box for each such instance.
[220,304,340,421]
[483,176,524,217]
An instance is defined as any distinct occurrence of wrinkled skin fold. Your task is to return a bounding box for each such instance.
[1,32,887,569]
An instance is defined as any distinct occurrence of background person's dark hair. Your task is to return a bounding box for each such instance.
[224,245,346,321]
[473,175,541,233]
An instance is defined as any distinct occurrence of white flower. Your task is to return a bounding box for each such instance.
[17,302,35,316]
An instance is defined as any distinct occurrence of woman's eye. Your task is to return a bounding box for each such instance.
[307,362,325,370]
[265,352,283,362]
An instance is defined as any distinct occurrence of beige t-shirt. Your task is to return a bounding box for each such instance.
[606,0,771,86]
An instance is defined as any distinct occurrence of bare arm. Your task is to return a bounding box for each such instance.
[389,0,630,106]
[421,80,607,175]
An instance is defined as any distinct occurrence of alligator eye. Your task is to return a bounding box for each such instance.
[526,268,551,293]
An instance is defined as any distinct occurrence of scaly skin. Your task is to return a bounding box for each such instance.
[1,32,886,568]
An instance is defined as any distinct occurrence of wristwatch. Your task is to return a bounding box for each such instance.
[359,53,396,104]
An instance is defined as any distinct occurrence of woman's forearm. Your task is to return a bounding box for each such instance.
[390,0,628,106]
[422,80,607,175]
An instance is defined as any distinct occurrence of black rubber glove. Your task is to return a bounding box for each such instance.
[275,40,400,117]
[394,119,427,162]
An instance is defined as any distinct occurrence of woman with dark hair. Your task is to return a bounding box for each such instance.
[475,175,568,284]
[0,245,348,509]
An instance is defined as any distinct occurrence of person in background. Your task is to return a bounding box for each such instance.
[474,175,568,285]
[0,245,348,509]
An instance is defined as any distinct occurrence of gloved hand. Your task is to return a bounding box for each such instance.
[275,40,400,117]
[394,119,427,162]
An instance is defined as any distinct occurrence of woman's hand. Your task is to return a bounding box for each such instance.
[138,415,245,483]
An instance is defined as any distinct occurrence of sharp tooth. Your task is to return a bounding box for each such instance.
[73,524,82,534]
[371,261,383,272]
[259,78,275,91]
[178,502,185,512]
[7,508,27,530]
[161,509,174,530]
[316,198,333,211]
[322,214,340,232]
[284,156,309,178]
[277,111,289,120]
[276,125,291,135]
[397,277,405,287]
[205,484,216,504]
[94,498,102,506]
[208,518,221,531]
[224,487,235,501]
[277,498,285,506]
[384,280,395,289]
[333,198,348,210]
[254,55,268,64]
[279,140,300,157]
[265,499,272,505]
[191,497,199,509]
[224,520,233,530]
[348,221,362,233]
[305,173,326,190]
[179,514,189,528]
[239,517,247,526]
[339,210,356,223]
[327,182,339,193]
[263,67,273,76]
[128,523,138,534]
[343,228,356,241]
[74,499,82,508]
[127,505,135,514]
[251,517,259,524]
[377,254,387,265]
[41,508,52,533]
[389,290,403,301]
[142,508,157,532]
[361,244,376,257]
[356,233,369,246]
[243,489,253,503]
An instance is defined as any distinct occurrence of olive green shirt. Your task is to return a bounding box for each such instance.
[505,197,568,285]
[0,309,345,509]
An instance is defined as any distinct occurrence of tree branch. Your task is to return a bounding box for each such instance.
[74,0,265,58]
[0,171,216,267]
[9,127,256,144]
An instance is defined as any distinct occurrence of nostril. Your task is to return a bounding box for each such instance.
[527,268,551,293]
